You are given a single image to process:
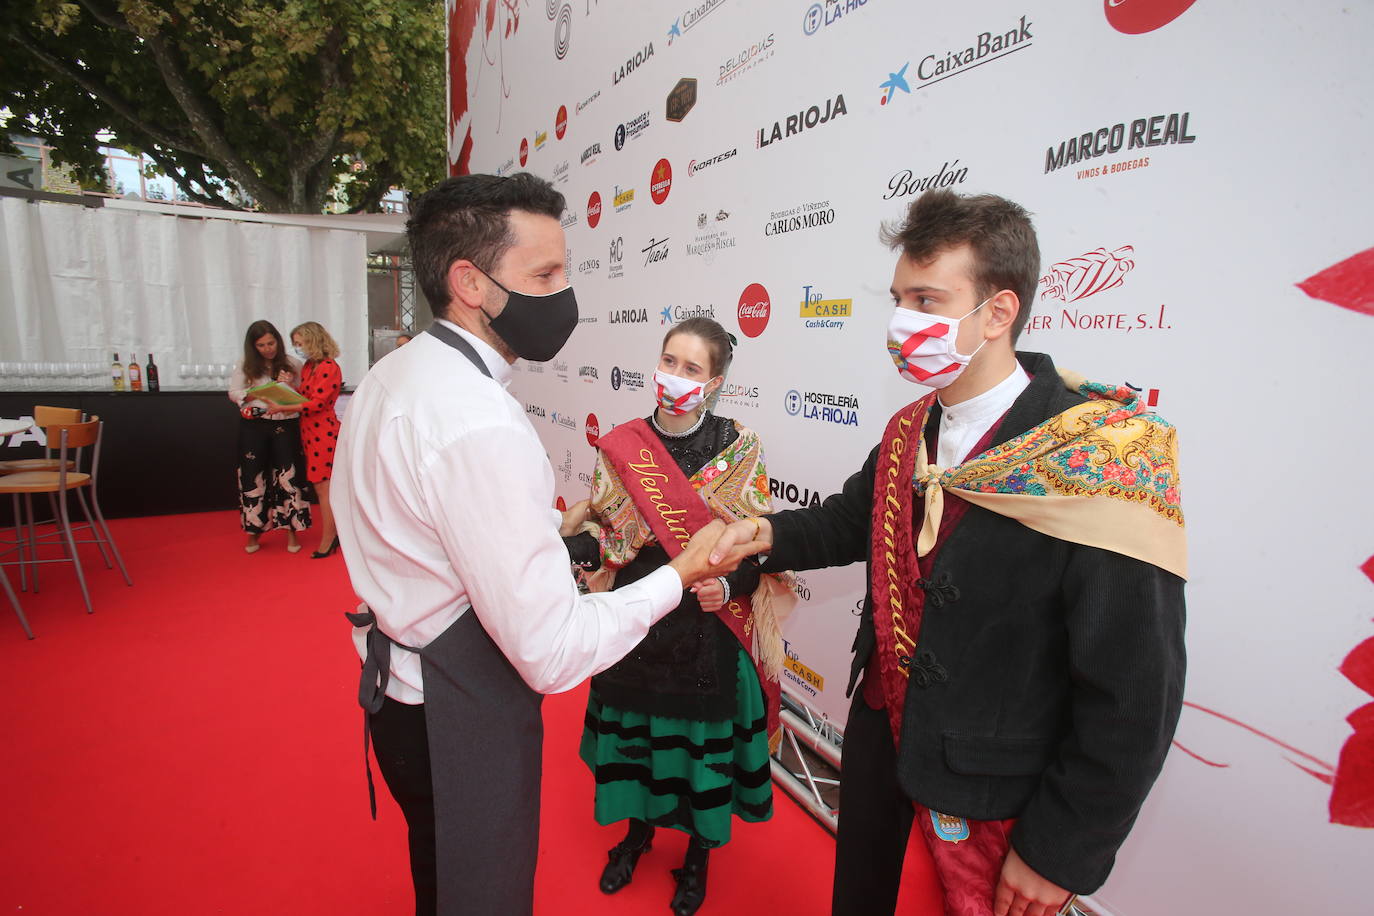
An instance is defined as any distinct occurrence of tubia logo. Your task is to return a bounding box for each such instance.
[579,365,598,383]
[719,34,775,86]
[575,90,600,115]
[917,16,1034,88]
[666,78,697,122]
[609,307,649,325]
[1044,112,1195,174]
[613,185,635,212]
[787,388,861,427]
[765,199,835,237]
[1106,0,1197,35]
[642,237,670,266]
[580,142,601,166]
[885,160,968,200]
[757,94,847,148]
[585,413,600,447]
[608,236,625,279]
[555,105,568,139]
[613,42,655,86]
[737,282,771,338]
[614,112,651,150]
[650,159,673,204]
[519,138,529,166]
[688,148,737,177]
[770,478,822,508]
[803,0,873,37]
[799,284,851,328]
[586,191,602,228]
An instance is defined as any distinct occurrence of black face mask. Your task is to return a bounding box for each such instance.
[475,266,579,362]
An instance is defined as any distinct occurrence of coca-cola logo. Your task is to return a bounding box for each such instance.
[555,495,568,512]
[519,137,529,166]
[587,191,602,228]
[737,282,771,338]
[1104,0,1197,34]
[650,158,673,205]
[555,104,568,139]
[585,412,601,446]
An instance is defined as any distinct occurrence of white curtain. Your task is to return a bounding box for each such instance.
[0,198,369,387]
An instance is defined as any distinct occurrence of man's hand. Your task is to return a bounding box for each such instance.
[691,577,725,613]
[559,498,590,537]
[668,519,768,588]
[707,517,773,566]
[994,847,1074,916]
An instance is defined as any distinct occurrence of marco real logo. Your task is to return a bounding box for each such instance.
[580,142,601,166]
[737,282,771,338]
[1044,111,1196,176]
[757,93,847,148]
[916,15,1033,89]
[799,284,851,329]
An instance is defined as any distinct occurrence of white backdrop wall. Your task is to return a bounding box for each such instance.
[0,198,371,386]
[448,2,1374,912]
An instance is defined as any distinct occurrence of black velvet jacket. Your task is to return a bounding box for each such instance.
[759,352,1186,893]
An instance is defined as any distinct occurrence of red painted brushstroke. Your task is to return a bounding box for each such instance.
[1331,549,1374,829]
[449,2,480,143]
[1171,740,1229,768]
[1297,247,1374,316]
[1182,701,1336,772]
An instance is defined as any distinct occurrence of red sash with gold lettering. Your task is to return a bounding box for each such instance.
[596,419,780,739]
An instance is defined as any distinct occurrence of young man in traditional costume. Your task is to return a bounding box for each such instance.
[705,189,1187,916]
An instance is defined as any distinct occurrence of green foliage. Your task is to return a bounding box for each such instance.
[1,0,447,212]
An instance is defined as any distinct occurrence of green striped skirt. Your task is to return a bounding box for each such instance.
[579,645,774,848]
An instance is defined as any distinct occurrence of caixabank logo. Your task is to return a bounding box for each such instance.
[784,388,860,427]
[799,284,851,329]
[1105,0,1197,34]
[803,0,874,37]
[757,93,847,149]
[770,477,822,507]
[661,304,716,326]
[1044,111,1195,179]
[667,0,730,44]
[915,15,1034,90]
[1028,244,1174,336]
[549,410,578,431]
[737,283,771,338]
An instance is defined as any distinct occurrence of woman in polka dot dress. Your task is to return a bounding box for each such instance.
[289,321,344,558]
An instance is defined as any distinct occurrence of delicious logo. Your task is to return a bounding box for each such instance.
[643,237,670,266]
[610,367,646,391]
[609,236,625,279]
[1044,112,1195,174]
[534,130,548,151]
[718,34,775,86]
[550,411,577,431]
[668,0,729,45]
[577,257,601,275]
[555,105,568,139]
[803,0,873,37]
[799,284,851,328]
[770,478,822,507]
[667,79,697,122]
[1040,246,1136,303]
[661,304,716,326]
[585,412,601,446]
[551,160,570,185]
[1106,0,1197,34]
[879,62,910,105]
[576,90,600,115]
[613,185,635,213]
[757,94,847,148]
[613,42,655,86]
[579,365,598,383]
[737,283,771,338]
[519,137,529,166]
[786,388,861,426]
[884,160,968,200]
[614,112,651,150]
[580,142,601,166]
[586,191,602,228]
[609,307,649,325]
[649,159,673,204]
[688,148,737,177]
[917,16,1034,89]
[764,199,835,238]
[717,380,760,410]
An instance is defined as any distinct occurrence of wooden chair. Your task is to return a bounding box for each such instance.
[0,418,131,620]
[0,406,82,475]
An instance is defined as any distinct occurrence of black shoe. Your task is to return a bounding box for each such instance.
[311,537,339,559]
[599,830,653,894]
[670,861,708,915]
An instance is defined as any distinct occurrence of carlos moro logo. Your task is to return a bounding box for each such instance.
[916,16,1033,89]
[1040,245,1136,303]
[757,93,847,148]
[737,282,771,338]
[799,284,851,328]
[770,478,822,508]
[642,237,670,266]
[885,159,968,200]
[785,388,860,427]
[610,367,646,391]
[555,105,568,139]
[580,142,601,166]
[613,184,635,213]
[803,0,873,37]
[649,159,673,204]
[1106,0,1197,34]
[688,148,737,177]
[614,112,651,150]
[719,33,775,86]
[586,191,602,228]
[585,412,601,446]
[1045,111,1195,175]
[608,236,625,279]
[613,42,655,86]
[765,199,835,238]
[609,306,649,325]
[667,0,729,44]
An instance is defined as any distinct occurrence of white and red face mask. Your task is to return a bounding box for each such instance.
[886,297,990,389]
[653,370,714,415]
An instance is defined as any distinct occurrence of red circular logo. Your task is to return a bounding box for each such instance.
[737,283,771,338]
[585,413,601,446]
[586,191,602,228]
[649,158,673,205]
[555,105,568,139]
[519,137,529,166]
[1104,0,1196,34]
[555,495,567,512]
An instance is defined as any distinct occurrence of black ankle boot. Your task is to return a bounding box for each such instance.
[670,859,709,915]
[599,827,654,894]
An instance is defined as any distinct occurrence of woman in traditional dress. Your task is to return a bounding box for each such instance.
[563,317,793,916]
[228,319,311,553]
[288,321,344,558]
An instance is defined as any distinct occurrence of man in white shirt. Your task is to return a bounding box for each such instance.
[332,173,760,916]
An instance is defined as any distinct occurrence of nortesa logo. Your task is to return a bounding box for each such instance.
[737,283,771,338]
[1105,0,1197,35]
[586,191,602,228]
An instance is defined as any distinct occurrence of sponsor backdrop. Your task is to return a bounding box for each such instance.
[446,2,1373,912]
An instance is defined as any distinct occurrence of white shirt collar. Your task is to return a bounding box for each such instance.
[435,318,514,388]
[938,362,1030,429]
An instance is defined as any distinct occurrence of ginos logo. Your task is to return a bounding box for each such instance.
[519,137,529,166]
[737,282,771,338]
[556,105,568,139]
[585,413,601,446]
[587,191,602,228]
[1105,0,1196,34]
[650,158,673,204]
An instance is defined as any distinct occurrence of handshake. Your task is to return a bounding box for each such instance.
[668,517,775,591]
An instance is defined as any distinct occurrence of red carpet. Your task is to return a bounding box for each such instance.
[1,510,941,914]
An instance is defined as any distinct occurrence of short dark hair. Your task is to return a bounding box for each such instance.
[407,173,566,315]
[663,316,734,378]
[881,189,1040,340]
